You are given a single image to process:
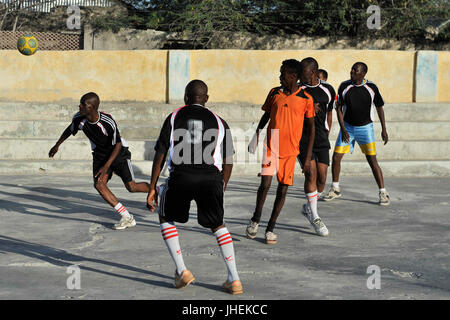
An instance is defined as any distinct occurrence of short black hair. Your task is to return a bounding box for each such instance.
[300,57,319,72]
[353,62,368,74]
[185,79,208,99]
[80,92,100,108]
[282,59,302,79]
[317,69,328,79]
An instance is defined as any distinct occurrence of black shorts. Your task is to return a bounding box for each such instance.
[159,170,224,229]
[92,148,135,184]
[298,149,330,168]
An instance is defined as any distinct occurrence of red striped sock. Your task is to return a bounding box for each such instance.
[114,202,131,219]
[214,227,239,282]
[160,222,186,276]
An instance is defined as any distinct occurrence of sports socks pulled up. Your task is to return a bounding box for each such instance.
[160,222,187,276]
[214,227,240,283]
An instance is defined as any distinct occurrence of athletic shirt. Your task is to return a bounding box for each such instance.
[154,104,234,174]
[70,111,129,159]
[300,80,336,151]
[262,86,315,158]
[337,79,384,126]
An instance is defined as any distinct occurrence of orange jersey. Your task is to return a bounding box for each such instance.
[262,86,315,158]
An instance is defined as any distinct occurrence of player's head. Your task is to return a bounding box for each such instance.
[79,92,100,115]
[280,59,301,88]
[300,57,319,86]
[184,80,209,106]
[317,69,328,81]
[351,62,368,83]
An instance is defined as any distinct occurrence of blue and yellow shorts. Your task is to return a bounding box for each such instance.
[334,122,376,156]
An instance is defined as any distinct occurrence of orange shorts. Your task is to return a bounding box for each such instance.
[260,148,297,186]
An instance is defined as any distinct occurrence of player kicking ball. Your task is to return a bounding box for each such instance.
[49,92,150,230]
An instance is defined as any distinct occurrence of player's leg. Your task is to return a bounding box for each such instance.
[356,123,390,205]
[324,127,354,201]
[195,175,242,295]
[246,148,275,239]
[93,159,135,229]
[252,175,273,223]
[159,174,194,288]
[265,182,289,244]
[114,158,150,193]
[264,155,296,244]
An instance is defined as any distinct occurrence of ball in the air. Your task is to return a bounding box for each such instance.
[17,35,38,56]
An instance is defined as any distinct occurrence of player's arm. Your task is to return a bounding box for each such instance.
[147,115,171,211]
[223,123,234,192]
[335,102,349,143]
[223,160,233,192]
[94,141,122,181]
[302,117,315,175]
[327,110,333,136]
[147,150,167,211]
[372,85,388,145]
[48,125,72,157]
[376,106,388,145]
[248,112,270,153]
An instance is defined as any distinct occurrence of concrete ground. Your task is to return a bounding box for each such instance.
[0,173,449,301]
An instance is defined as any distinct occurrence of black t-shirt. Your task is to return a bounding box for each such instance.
[337,79,384,126]
[154,104,234,174]
[70,111,128,160]
[300,80,336,151]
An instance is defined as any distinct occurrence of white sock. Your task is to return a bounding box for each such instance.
[214,227,239,282]
[306,191,319,221]
[160,222,186,276]
[114,202,131,219]
[332,182,340,189]
[379,188,386,193]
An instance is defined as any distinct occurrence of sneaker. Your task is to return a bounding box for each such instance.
[246,220,259,239]
[379,191,390,206]
[174,269,195,288]
[301,203,312,223]
[323,186,341,201]
[222,280,243,295]
[265,231,277,245]
[113,214,136,230]
[312,218,329,237]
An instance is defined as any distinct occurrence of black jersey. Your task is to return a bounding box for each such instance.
[69,111,129,159]
[300,80,336,151]
[337,79,384,126]
[154,104,234,174]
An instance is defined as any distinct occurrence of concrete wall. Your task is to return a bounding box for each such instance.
[0,50,167,102]
[0,49,447,103]
[190,50,415,104]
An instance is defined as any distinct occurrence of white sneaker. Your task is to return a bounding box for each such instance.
[323,186,342,201]
[379,190,390,206]
[265,231,277,245]
[246,220,259,239]
[312,218,329,237]
[113,214,136,230]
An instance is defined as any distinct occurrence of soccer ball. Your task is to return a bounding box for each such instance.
[17,35,38,56]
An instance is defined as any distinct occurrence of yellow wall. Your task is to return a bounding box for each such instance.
[0,50,167,102]
[438,51,450,102]
[190,50,415,104]
[1,49,448,103]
